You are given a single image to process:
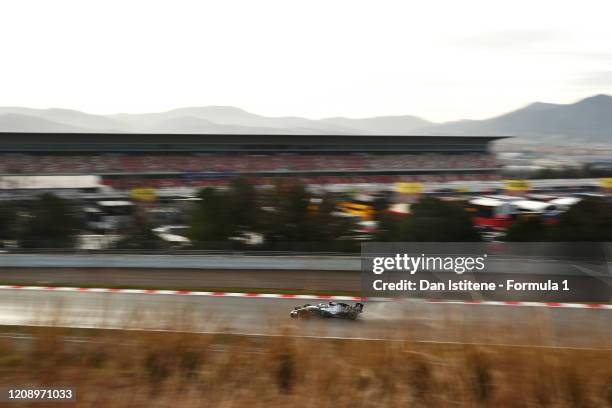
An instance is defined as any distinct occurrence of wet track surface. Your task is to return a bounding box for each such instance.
[0,289,610,348]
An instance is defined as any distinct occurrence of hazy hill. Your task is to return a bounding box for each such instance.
[0,107,125,132]
[138,115,347,135]
[0,114,88,133]
[111,106,356,134]
[320,115,433,134]
[418,94,612,143]
[0,95,610,144]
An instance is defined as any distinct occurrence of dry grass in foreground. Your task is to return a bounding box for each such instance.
[0,326,611,407]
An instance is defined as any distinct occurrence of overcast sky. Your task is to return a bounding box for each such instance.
[1,0,611,122]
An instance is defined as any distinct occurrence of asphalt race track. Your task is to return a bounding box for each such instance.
[0,289,610,348]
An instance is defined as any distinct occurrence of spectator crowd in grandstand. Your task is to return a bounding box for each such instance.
[0,153,496,174]
[0,152,500,188]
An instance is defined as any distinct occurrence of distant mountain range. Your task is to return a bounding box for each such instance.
[0,94,611,144]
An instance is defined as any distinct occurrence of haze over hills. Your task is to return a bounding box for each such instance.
[418,94,612,144]
[0,95,611,144]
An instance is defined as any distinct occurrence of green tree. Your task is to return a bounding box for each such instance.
[376,197,481,242]
[226,177,259,232]
[20,193,78,248]
[259,181,311,246]
[553,198,612,241]
[504,216,549,242]
[114,210,165,249]
[189,187,235,246]
[305,193,357,250]
[0,206,17,241]
[375,212,406,241]
[188,178,359,250]
[258,181,357,250]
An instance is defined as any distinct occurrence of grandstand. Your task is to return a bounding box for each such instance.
[0,133,504,189]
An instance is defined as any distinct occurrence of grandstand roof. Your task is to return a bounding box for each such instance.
[0,132,507,153]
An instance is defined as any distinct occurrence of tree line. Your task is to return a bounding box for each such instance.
[189,179,357,251]
[0,182,610,250]
[504,198,612,242]
[0,193,78,248]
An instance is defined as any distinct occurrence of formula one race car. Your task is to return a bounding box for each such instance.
[290,301,364,320]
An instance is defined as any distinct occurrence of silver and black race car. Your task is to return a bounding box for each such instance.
[290,301,364,320]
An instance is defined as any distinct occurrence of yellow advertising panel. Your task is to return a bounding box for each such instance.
[394,182,423,194]
[505,179,530,192]
[130,187,157,202]
[338,202,373,220]
[599,178,612,189]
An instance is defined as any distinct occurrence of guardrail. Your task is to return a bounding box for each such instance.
[0,248,360,257]
[0,252,610,275]
[0,253,362,271]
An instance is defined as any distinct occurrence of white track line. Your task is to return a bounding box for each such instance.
[0,285,610,309]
